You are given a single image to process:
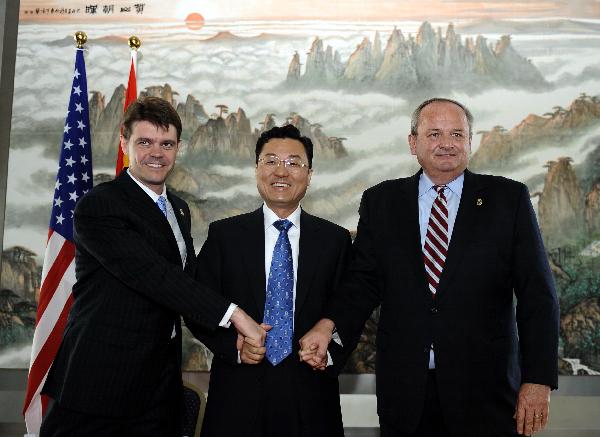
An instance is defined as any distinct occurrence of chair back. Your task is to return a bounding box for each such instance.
[181,380,206,437]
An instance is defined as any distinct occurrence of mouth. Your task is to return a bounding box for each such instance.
[145,162,165,169]
[271,181,291,188]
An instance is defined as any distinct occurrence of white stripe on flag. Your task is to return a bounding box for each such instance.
[24,372,47,435]
[29,257,75,365]
[40,231,64,288]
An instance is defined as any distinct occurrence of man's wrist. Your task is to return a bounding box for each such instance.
[319,318,335,334]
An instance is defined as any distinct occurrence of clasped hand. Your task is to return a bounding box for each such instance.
[237,323,271,364]
[297,318,335,370]
[230,307,270,364]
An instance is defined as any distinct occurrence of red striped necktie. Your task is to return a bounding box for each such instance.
[423,185,448,297]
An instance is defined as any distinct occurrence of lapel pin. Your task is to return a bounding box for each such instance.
[476,198,483,206]
[179,208,185,216]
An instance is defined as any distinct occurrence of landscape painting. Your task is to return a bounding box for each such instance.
[2,0,599,375]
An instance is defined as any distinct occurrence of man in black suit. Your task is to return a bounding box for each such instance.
[300,98,559,437]
[40,97,265,436]
[189,125,355,437]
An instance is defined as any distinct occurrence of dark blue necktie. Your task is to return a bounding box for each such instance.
[264,219,294,365]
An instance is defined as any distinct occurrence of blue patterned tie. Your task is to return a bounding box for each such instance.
[264,219,294,366]
[156,196,168,218]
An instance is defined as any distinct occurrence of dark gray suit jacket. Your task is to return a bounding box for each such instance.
[43,170,230,417]
[189,207,355,437]
[327,170,559,436]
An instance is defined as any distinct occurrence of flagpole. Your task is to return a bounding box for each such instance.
[129,35,140,79]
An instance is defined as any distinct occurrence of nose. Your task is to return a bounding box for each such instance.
[273,162,289,177]
[149,143,164,156]
[439,135,456,148]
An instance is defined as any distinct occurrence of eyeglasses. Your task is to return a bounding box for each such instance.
[257,155,310,173]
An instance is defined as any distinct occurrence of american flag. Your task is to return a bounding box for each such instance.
[23,47,93,435]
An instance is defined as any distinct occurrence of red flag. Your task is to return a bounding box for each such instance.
[23,47,94,434]
[115,51,137,175]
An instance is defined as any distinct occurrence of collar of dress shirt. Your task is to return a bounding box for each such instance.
[262,203,301,231]
[418,171,465,199]
[126,168,167,202]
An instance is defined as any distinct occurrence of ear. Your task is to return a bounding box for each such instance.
[120,135,128,155]
[307,169,312,187]
[408,134,417,156]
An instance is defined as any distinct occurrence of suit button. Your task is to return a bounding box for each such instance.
[430,307,438,314]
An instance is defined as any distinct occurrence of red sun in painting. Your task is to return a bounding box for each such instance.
[185,13,205,31]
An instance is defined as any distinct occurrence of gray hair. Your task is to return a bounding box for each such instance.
[410,98,473,140]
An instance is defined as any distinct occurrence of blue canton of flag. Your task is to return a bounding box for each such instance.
[51,48,93,240]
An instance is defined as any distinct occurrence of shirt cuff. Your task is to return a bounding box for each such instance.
[326,350,333,367]
[219,303,238,328]
[332,330,342,346]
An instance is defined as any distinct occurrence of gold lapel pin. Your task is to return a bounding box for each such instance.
[476,198,483,206]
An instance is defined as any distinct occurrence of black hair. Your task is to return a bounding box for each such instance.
[122,96,183,141]
[255,124,314,168]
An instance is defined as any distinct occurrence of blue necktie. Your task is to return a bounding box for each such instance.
[156,196,168,218]
[264,219,294,366]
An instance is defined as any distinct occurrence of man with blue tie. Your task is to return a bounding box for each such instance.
[300,98,559,437]
[190,124,355,437]
[41,97,265,436]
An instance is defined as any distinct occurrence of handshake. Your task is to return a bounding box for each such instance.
[230,308,334,368]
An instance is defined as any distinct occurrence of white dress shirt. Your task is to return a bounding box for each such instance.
[260,204,336,365]
[263,204,301,319]
[127,170,186,266]
[417,171,464,369]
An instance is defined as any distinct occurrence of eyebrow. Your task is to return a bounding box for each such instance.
[426,128,466,133]
[263,153,303,159]
[135,137,176,143]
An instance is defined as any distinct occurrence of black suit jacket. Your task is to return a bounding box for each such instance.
[327,170,559,436]
[42,170,230,418]
[189,208,354,437]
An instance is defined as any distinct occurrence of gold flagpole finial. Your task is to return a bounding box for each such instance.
[128,36,141,50]
[74,31,87,49]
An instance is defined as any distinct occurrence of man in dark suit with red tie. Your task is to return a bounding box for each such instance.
[40,97,265,436]
[188,125,356,437]
[300,98,559,437]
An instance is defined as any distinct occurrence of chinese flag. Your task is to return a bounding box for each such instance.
[115,52,137,175]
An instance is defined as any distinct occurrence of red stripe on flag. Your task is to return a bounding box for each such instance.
[23,293,74,414]
[35,240,75,326]
[115,57,138,175]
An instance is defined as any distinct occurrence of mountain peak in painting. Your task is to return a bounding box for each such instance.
[89,84,348,166]
[471,93,600,170]
[286,21,548,95]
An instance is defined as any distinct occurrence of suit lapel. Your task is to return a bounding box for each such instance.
[435,170,483,299]
[403,172,429,291]
[240,208,267,319]
[294,210,321,321]
[117,170,182,264]
[386,172,430,298]
[168,192,195,266]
